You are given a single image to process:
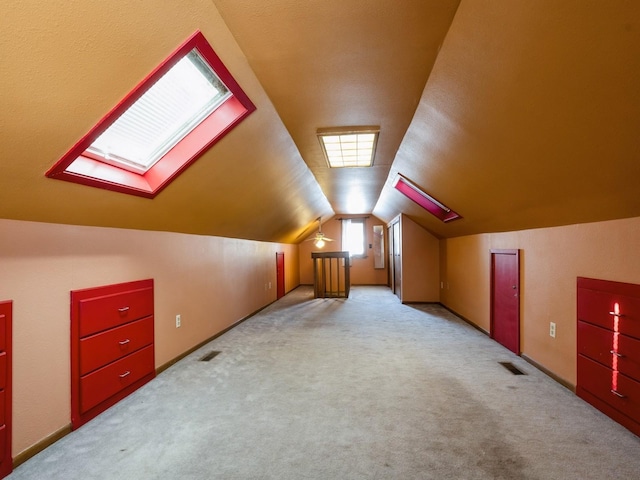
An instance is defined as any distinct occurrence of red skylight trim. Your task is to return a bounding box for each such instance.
[393,174,461,223]
[46,31,256,198]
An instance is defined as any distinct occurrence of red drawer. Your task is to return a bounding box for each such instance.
[79,316,154,376]
[0,314,5,352]
[0,390,5,426]
[0,424,5,462]
[0,353,6,390]
[79,287,153,337]
[578,321,640,380]
[80,345,154,414]
[577,288,640,340]
[578,354,640,423]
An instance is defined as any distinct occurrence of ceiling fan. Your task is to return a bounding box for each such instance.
[306,217,334,248]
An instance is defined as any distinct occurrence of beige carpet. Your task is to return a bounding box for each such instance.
[8,286,640,479]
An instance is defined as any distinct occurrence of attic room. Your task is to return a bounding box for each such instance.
[2,0,640,478]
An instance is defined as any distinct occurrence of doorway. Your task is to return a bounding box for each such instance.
[388,221,401,299]
[490,249,520,354]
[276,252,285,299]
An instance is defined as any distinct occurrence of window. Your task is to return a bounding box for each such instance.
[342,218,366,257]
[318,127,379,168]
[46,31,256,198]
[393,174,461,222]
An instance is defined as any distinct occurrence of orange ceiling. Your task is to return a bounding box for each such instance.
[1,1,639,242]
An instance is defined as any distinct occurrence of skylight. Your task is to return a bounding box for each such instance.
[318,127,379,168]
[85,50,231,174]
[393,174,462,223]
[46,31,256,198]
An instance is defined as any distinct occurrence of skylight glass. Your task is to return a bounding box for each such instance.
[318,129,378,168]
[85,49,231,174]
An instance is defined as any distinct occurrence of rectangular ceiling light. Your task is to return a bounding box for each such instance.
[393,174,461,223]
[318,127,379,168]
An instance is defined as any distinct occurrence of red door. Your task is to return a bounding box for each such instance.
[276,252,285,299]
[491,249,520,354]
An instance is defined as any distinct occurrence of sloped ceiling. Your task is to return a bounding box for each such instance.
[1,1,639,243]
[214,0,460,216]
[374,0,640,238]
[0,0,334,244]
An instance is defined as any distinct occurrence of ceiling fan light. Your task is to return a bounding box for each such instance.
[314,238,326,248]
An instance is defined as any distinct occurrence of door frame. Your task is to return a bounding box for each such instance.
[390,220,401,299]
[490,249,520,354]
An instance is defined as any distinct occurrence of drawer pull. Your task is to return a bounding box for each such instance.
[608,311,624,317]
[0,315,4,320]
[119,371,131,379]
[611,389,626,398]
[610,350,624,358]
[118,306,130,313]
[119,339,131,346]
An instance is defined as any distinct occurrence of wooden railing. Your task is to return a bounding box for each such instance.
[311,251,351,298]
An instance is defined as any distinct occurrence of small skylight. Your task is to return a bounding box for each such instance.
[46,31,256,198]
[85,50,231,174]
[318,127,379,168]
[393,174,461,223]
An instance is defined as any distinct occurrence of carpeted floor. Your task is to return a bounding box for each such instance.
[8,286,640,479]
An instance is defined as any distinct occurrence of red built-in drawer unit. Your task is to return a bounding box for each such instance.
[0,302,12,478]
[577,277,640,437]
[71,279,155,429]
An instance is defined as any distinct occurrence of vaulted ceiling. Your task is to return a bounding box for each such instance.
[2,1,639,243]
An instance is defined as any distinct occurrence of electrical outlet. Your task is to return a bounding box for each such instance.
[269,282,272,289]
[176,314,181,328]
[441,281,444,289]
[549,322,556,338]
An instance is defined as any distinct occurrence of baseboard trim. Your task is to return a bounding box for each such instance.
[438,302,490,336]
[13,424,72,468]
[438,303,575,391]
[14,291,295,469]
[521,354,575,392]
[156,292,288,375]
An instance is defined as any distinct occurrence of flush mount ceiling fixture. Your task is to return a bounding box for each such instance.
[393,173,461,223]
[317,126,379,168]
